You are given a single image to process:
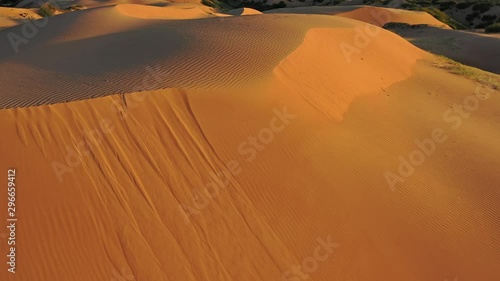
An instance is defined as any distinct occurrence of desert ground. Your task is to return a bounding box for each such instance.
[0,0,499,281]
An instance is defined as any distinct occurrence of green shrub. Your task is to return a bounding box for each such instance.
[38,3,56,17]
[416,0,432,6]
[0,0,17,7]
[476,21,491,28]
[438,1,456,10]
[272,1,286,8]
[422,7,467,29]
[482,14,497,21]
[456,1,473,9]
[485,22,500,32]
[401,2,419,9]
[66,5,84,11]
[466,11,480,22]
[201,0,215,7]
[238,0,286,11]
[472,2,493,13]
[203,0,239,10]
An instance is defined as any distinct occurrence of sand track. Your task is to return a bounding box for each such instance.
[1,72,499,280]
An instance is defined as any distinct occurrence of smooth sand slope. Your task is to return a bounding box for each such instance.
[0,4,500,281]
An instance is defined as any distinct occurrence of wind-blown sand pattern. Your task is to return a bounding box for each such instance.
[0,2,499,281]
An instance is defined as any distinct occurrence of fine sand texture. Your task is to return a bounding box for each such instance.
[0,3,500,281]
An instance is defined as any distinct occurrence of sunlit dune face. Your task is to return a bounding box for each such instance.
[0,3,499,281]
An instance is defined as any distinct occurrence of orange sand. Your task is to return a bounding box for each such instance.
[0,3,499,281]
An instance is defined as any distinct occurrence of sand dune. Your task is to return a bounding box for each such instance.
[115,3,214,19]
[0,8,395,109]
[266,5,451,28]
[0,7,41,29]
[0,3,500,281]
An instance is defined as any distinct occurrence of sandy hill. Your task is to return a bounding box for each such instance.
[265,5,452,28]
[0,3,500,281]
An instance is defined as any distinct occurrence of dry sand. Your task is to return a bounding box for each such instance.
[0,7,41,29]
[266,5,451,28]
[0,3,499,281]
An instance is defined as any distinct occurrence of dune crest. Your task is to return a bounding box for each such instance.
[335,6,451,28]
[225,7,263,16]
[274,27,428,120]
[266,6,451,29]
[114,3,213,19]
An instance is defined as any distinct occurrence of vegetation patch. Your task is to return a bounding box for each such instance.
[456,1,473,9]
[0,0,17,7]
[38,3,58,17]
[66,5,85,11]
[485,22,500,32]
[435,56,499,90]
[421,7,467,29]
[438,1,456,11]
[472,2,493,13]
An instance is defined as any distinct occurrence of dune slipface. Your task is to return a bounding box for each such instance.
[0,3,499,281]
